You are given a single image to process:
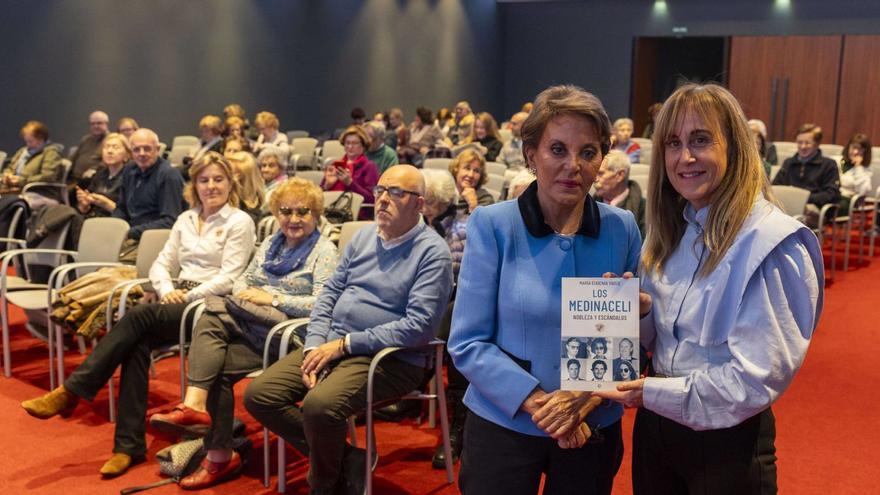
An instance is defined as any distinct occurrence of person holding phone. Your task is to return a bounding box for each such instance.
[75,132,129,218]
[321,125,379,219]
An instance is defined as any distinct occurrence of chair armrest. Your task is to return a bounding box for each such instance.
[0,237,26,248]
[22,182,66,192]
[263,317,310,369]
[1,248,77,292]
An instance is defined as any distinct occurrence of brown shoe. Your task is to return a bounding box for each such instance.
[149,405,212,437]
[21,386,79,419]
[179,451,241,489]
[99,452,144,478]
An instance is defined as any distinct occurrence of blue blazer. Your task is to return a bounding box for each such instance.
[449,182,641,436]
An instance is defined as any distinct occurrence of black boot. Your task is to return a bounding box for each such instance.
[432,392,465,469]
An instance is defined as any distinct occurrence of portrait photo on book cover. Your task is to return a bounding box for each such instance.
[559,337,639,390]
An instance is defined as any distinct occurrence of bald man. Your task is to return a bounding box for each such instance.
[70,110,110,182]
[246,165,454,494]
[113,128,184,243]
[499,111,529,176]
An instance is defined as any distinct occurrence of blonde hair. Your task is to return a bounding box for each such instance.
[448,149,487,188]
[465,112,501,144]
[268,177,324,218]
[101,132,131,162]
[255,111,280,130]
[643,83,773,278]
[199,115,223,135]
[183,152,241,209]
[226,151,265,211]
[339,125,371,149]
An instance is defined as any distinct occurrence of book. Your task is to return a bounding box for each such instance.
[559,277,639,391]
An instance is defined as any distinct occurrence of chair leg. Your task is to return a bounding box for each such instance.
[844,219,853,272]
[1,299,10,378]
[278,437,286,493]
[54,322,66,385]
[434,345,454,484]
[263,427,270,488]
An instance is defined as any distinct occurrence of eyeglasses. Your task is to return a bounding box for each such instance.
[278,206,311,218]
[373,185,421,199]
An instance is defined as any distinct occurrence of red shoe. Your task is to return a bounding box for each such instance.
[179,451,241,490]
[149,405,211,437]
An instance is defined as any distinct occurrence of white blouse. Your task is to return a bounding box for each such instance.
[149,204,256,301]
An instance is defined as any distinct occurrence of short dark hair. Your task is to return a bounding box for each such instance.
[844,133,872,166]
[796,123,823,144]
[416,107,433,124]
[351,107,366,120]
[592,360,607,372]
[566,359,580,369]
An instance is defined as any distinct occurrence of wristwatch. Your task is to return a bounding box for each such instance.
[271,295,280,308]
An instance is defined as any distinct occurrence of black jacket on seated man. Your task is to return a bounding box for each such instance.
[772,150,841,206]
[112,158,185,240]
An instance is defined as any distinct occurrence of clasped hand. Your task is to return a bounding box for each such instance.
[301,339,345,389]
[526,389,602,449]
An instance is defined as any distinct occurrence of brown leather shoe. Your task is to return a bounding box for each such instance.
[149,405,212,437]
[21,386,79,419]
[99,452,144,478]
[179,451,241,490]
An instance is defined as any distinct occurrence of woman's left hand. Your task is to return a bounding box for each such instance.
[531,391,601,439]
[160,289,188,305]
[591,378,645,408]
[236,287,273,306]
[337,166,352,186]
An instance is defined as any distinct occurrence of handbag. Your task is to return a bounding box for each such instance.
[324,191,354,224]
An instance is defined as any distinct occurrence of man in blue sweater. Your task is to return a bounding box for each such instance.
[245,165,454,495]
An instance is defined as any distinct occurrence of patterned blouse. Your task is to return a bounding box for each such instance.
[232,232,339,317]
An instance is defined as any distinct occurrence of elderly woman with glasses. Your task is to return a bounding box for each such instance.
[148,177,339,489]
[322,125,380,219]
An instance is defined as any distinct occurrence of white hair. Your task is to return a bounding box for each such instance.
[604,149,631,177]
[365,121,386,139]
[613,117,634,130]
[258,146,289,167]
[747,119,768,139]
[508,168,536,197]
[421,168,459,208]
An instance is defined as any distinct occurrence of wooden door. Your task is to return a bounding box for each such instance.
[835,35,880,146]
[728,36,783,135]
[779,36,842,143]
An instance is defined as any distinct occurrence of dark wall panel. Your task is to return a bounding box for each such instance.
[0,0,501,152]
[501,0,880,124]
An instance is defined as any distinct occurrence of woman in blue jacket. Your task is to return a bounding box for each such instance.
[448,85,642,495]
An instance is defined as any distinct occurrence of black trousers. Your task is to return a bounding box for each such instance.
[632,408,777,495]
[459,412,623,495]
[244,347,424,491]
[187,312,263,450]
[63,302,190,457]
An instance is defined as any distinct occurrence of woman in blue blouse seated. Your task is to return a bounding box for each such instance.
[148,178,339,489]
[595,83,824,494]
[448,85,642,494]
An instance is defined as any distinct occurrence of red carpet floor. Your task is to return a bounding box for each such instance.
[1,243,877,494]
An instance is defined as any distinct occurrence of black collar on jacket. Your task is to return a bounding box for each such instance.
[517,180,601,238]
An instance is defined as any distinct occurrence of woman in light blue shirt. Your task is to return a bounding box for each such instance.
[595,83,824,494]
[449,85,641,495]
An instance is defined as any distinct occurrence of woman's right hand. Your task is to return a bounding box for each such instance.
[603,271,652,317]
[461,187,478,212]
[531,391,602,440]
[160,289,188,305]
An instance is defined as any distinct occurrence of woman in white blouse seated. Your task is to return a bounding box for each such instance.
[21,152,255,478]
[595,84,823,494]
[147,178,339,489]
[838,133,873,215]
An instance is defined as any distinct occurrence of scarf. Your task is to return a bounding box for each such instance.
[262,229,320,277]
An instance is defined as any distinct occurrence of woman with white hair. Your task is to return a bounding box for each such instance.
[748,118,778,166]
[611,117,641,164]
[258,147,288,203]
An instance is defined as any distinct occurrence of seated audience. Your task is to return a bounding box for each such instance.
[70,110,110,184]
[838,133,873,215]
[21,152,255,478]
[449,149,494,215]
[436,107,454,135]
[421,168,469,467]
[772,123,841,223]
[507,168,536,199]
[498,111,528,177]
[1,120,64,208]
[148,178,339,489]
[399,107,445,166]
[746,119,773,177]
[222,135,251,159]
[641,102,662,139]
[75,132,129,219]
[610,117,641,164]
[245,165,454,494]
[350,107,366,126]
[252,111,290,159]
[258,147,289,204]
[385,107,408,150]
[461,112,503,162]
[594,149,645,237]
[364,121,399,174]
[448,101,474,145]
[227,151,266,223]
[748,119,778,166]
[184,115,225,174]
[116,117,139,139]
[322,125,380,216]
[223,103,256,140]
[521,101,534,113]
[112,129,185,261]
